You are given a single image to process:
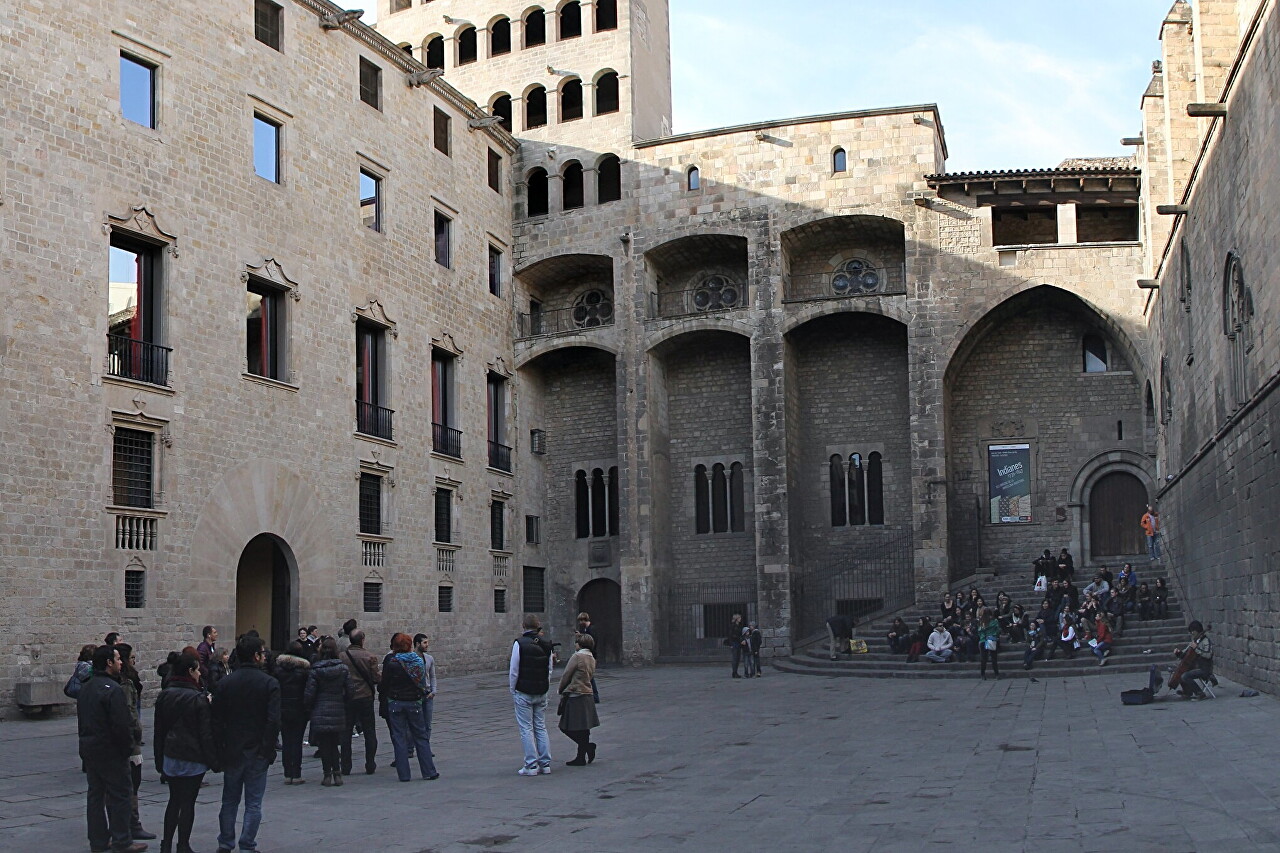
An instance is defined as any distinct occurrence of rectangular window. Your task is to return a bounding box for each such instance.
[355,321,392,439]
[490,500,506,550]
[108,235,168,385]
[487,149,502,193]
[433,107,451,156]
[124,569,146,609]
[488,245,503,297]
[434,211,452,267]
[434,487,453,543]
[487,373,511,471]
[363,581,383,613]
[523,566,546,612]
[253,114,280,182]
[359,58,382,110]
[245,278,285,379]
[494,588,507,613]
[359,169,381,232]
[254,0,283,50]
[359,472,382,535]
[530,428,547,454]
[112,428,154,508]
[438,584,454,612]
[525,515,541,544]
[431,349,460,457]
[120,53,156,128]
[389,0,411,12]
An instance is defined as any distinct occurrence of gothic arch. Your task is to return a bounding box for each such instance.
[516,338,618,370]
[781,299,911,335]
[1068,449,1155,565]
[646,319,753,356]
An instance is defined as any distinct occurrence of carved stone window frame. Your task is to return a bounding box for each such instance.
[242,258,300,387]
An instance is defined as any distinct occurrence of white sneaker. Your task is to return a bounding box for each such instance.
[517,767,539,776]
[539,765,552,775]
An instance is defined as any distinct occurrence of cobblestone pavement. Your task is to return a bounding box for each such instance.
[3,664,1279,852]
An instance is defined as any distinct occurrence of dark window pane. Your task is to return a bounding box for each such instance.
[494,588,507,613]
[833,148,847,172]
[522,566,546,612]
[694,465,710,534]
[389,0,410,11]
[434,211,451,267]
[597,155,621,203]
[526,86,547,128]
[590,468,607,537]
[491,500,506,550]
[125,569,146,608]
[525,515,541,544]
[246,279,283,379]
[848,454,866,526]
[595,0,617,31]
[488,148,502,192]
[488,245,503,296]
[608,466,620,536]
[562,161,584,209]
[1084,334,1108,372]
[433,108,451,155]
[491,18,512,55]
[559,2,582,38]
[492,96,513,132]
[359,58,381,109]
[867,452,885,525]
[253,115,280,182]
[711,463,728,533]
[830,455,847,526]
[359,472,382,535]
[438,584,454,612]
[458,27,477,64]
[363,581,382,613]
[729,462,744,532]
[595,73,619,114]
[527,168,549,216]
[113,428,154,508]
[560,79,583,121]
[255,0,282,50]
[426,36,445,69]
[525,10,546,46]
[575,470,590,538]
[434,488,453,543]
[120,54,155,128]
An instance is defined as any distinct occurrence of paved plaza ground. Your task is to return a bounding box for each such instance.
[3,664,1279,852]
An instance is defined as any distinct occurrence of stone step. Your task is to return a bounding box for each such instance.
[772,657,1160,680]
[858,613,1186,635]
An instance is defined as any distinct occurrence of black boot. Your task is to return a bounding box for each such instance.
[586,743,597,764]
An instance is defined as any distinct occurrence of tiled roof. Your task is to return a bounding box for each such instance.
[925,163,1140,183]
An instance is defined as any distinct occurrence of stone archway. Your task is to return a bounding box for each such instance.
[578,578,622,664]
[236,533,296,652]
[1068,450,1155,568]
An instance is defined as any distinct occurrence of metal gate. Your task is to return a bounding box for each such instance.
[795,526,914,640]
[658,580,757,658]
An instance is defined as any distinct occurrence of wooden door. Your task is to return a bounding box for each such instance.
[1089,472,1148,557]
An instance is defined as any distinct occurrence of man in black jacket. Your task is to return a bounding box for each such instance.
[79,644,147,853]
[212,636,280,853]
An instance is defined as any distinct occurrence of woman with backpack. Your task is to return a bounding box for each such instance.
[154,651,219,853]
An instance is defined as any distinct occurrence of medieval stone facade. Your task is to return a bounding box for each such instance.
[2,0,1276,711]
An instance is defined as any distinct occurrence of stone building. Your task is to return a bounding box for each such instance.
[3,0,1275,711]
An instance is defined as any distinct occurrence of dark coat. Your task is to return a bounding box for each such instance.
[273,654,311,723]
[154,680,219,771]
[211,662,280,767]
[77,672,133,764]
[303,658,352,734]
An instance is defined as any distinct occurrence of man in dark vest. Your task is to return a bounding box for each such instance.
[78,644,148,853]
[508,615,556,776]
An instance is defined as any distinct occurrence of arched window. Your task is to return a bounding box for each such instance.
[1223,252,1253,407]
[833,147,847,172]
[608,466,620,535]
[590,468,607,537]
[574,470,590,538]
[562,161,584,209]
[491,94,513,132]
[1083,334,1108,373]
[457,27,478,64]
[867,452,884,525]
[559,1,582,38]
[829,455,847,526]
[560,78,583,121]
[425,36,445,69]
[597,154,622,203]
[526,168,549,216]
[524,9,547,47]
[694,465,710,534]
[525,85,547,128]
[729,462,744,532]
[686,166,700,191]
[490,17,512,55]
[595,0,617,31]
[397,42,414,57]
[847,453,866,526]
[831,258,882,295]
[595,71,619,114]
[1160,355,1173,425]
[711,463,728,533]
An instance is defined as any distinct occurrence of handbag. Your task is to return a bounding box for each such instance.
[848,639,869,654]
[1034,576,1047,592]
[983,637,998,651]
[62,669,83,699]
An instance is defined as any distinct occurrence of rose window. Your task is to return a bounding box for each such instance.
[692,275,741,312]
[572,289,613,327]
[831,258,882,296]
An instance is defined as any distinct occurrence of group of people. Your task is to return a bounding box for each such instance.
[73,613,606,853]
[725,613,765,678]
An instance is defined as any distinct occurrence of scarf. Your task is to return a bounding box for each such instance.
[169,672,201,689]
[394,652,426,691]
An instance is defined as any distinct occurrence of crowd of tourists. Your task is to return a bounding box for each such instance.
[69,613,604,853]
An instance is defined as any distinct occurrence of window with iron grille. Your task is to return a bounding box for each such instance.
[434,487,453,543]
[359,57,381,110]
[525,515,540,544]
[493,588,507,613]
[530,428,547,454]
[438,584,454,612]
[112,428,154,508]
[523,566,546,612]
[363,581,383,613]
[359,472,382,535]
[124,569,146,608]
[433,108,451,155]
[255,0,282,50]
[490,500,505,550]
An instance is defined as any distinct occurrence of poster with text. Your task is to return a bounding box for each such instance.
[989,444,1032,523]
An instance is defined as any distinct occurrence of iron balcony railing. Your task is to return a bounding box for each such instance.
[432,422,463,458]
[356,400,394,441]
[517,302,614,339]
[107,334,172,386]
[649,286,748,320]
[488,440,513,472]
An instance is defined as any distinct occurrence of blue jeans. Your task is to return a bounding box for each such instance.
[387,699,436,781]
[1093,641,1111,660]
[512,691,551,769]
[217,753,268,851]
[1147,534,1160,560]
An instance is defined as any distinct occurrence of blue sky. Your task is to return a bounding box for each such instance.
[669,1,1172,171]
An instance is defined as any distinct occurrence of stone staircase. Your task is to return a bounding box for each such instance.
[775,569,1187,680]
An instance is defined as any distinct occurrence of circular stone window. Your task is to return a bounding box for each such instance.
[692,275,741,312]
[572,289,613,327]
[831,258,882,296]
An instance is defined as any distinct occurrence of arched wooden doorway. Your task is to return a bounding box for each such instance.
[1089,472,1148,558]
[236,533,295,651]
[577,578,622,664]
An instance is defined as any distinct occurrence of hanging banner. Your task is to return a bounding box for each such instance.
[988,444,1032,523]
